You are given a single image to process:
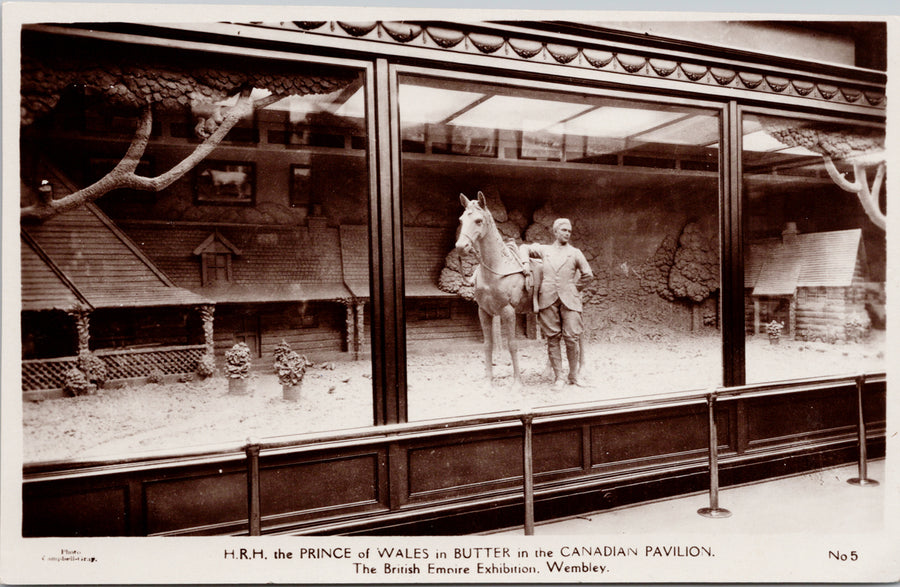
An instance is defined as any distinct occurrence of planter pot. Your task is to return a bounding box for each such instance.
[283,383,302,402]
[228,377,250,395]
[768,336,780,345]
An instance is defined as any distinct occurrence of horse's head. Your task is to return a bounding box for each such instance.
[455,191,491,256]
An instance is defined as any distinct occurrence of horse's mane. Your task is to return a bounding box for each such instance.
[470,199,524,269]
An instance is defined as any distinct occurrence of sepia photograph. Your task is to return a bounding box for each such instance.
[1,2,897,584]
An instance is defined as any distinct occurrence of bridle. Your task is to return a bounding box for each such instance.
[458,204,527,277]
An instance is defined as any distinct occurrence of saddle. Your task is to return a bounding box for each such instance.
[505,241,542,313]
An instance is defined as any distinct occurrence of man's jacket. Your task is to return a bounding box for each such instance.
[523,243,593,312]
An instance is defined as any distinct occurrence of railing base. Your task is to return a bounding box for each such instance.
[697,507,732,518]
[846,477,879,487]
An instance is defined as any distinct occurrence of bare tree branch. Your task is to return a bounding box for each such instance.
[823,156,886,231]
[22,89,258,221]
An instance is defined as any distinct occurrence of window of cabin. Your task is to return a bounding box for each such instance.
[202,252,230,285]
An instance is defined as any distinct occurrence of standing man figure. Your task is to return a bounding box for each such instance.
[523,218,593,388]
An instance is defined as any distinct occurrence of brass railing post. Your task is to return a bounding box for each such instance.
[847,374,878,486]
[246,438,262,535]
[521,412,535,535]
[698,391,731,518]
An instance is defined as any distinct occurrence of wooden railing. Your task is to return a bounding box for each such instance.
[21,344,206,392]
[22,370,885,536]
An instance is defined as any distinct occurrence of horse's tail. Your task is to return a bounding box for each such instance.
[526,258,542,313]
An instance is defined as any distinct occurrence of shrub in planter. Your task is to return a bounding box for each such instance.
[64,367,95,397]
[195,354,216,379]
[146,368,165,384]
[225,342,252,395]
[844,314,871,343]
[77,351,108,388]
[766,320,784,344]
[273,340,309,402]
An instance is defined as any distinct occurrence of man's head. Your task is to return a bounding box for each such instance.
[552,218,572,244]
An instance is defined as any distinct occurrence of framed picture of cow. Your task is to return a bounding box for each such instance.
[194,160,256,205]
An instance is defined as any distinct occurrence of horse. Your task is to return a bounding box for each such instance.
[455,191,533,390]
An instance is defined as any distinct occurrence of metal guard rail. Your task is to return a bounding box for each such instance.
[23,371,886,535]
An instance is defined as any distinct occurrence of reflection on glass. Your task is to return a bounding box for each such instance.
[19,40,373,462]
[399,75,722,421]
[742,114,886,384]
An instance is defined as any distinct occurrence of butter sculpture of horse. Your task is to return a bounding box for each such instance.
[455,191,533,389]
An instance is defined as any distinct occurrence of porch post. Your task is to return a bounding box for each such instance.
[753,298,760,336]
[68,306,91,355]
[342,301,355,358]
[199,304,215,357]
[356,302,365,360]
[789,297,797,340]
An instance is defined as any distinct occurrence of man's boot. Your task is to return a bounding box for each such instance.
[566,338,583,386]
[547,336,564,389]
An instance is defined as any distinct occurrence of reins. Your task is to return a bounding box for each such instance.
[462,204,527,278]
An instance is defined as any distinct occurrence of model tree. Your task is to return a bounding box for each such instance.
[668,222,719,331]
[762,121,886,231]
[641,221,718,331]
[20,40,355,221]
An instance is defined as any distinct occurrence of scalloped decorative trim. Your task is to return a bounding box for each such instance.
[583,49,615,68]
[547,44,579,64]
[649,59,678,77]
[710,67,737,85]
[616,53,648,73]
[840,87,863,102]
[791,80,815,96]
[738,72,764,89]
[508,38,543,58]
[270,21,884,110]
[765,76,790,92]
[382,22,423,43]
[680,63,709,81]
[469,33,504,54]
[427,27,466,48]
[336,22,378,37]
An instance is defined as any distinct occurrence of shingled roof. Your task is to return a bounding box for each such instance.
[404,227,457,297]
[20,233,86,311]
[121,222,458,301]
[21,202,208,309]
[120,222,352,302]
[747,228,865,296]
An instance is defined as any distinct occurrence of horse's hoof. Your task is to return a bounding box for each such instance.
[510,381,523,393]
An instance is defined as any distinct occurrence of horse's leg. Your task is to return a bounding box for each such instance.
[478,307,495,385]
[500,306,521,391]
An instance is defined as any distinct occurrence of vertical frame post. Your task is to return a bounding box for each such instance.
[721,101,745,388]
[370,59,406,425]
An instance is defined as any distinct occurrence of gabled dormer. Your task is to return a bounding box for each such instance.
[193,231,242,286]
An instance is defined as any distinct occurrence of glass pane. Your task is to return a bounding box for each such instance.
[399,75,722,421]
[20,34,373,462]
[742,113,886,383]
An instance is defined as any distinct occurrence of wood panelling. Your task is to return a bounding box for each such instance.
[746,388,856,447]
[589,405,727,466]
[23,486,128,537]
[260,452,381,516]
[144,470,247,535]
[534,428,583,475]
[407,435,522,496]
